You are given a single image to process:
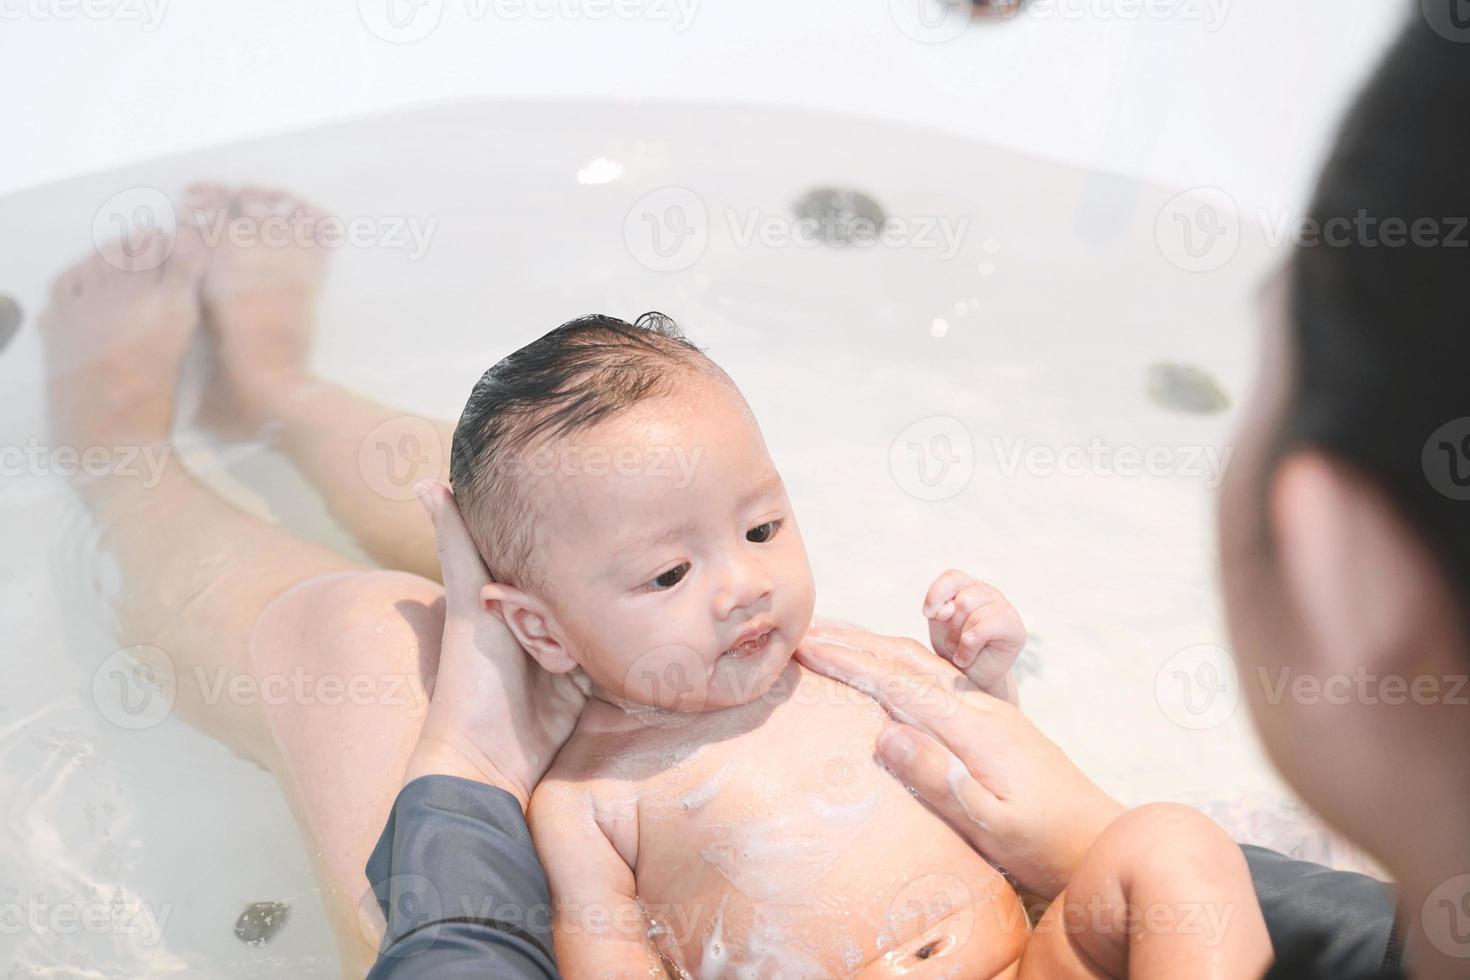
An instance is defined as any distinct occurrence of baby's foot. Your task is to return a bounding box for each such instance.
[40,228,205,447]
[187,183,328,431]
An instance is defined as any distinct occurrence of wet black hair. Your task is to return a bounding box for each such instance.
[1276,12,1470,613]
[449,312,729,595]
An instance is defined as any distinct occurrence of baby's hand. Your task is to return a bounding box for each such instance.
[922,570,1026,705]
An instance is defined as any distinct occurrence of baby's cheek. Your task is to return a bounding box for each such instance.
[613,642,713,711]
[789,571,818,638]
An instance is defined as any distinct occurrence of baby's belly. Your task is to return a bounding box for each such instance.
[636,786,1027,977]
[628,676,1029,977]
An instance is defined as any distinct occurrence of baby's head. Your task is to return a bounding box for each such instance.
[450,313,816,713]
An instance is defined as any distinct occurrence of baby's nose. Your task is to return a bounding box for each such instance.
[714,560,773,619]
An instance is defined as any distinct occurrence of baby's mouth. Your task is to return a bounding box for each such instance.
[722,628,773,660]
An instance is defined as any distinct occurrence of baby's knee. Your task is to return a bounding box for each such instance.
[1101,802,1244,884]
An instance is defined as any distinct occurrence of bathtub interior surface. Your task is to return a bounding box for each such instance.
[0,100,1346,976]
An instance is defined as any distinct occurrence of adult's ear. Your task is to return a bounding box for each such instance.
[1269,450,1457,678]
[481,582,579,675]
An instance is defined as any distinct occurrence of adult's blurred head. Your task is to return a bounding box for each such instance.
[1217,9,1470,950]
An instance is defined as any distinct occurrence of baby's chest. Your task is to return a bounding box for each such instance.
[615,696,1015,973]
[627,692,915,896]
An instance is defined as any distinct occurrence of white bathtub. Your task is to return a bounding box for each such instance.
[0,99,1368,976]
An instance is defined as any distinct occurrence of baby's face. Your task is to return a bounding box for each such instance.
[534,373,815,712]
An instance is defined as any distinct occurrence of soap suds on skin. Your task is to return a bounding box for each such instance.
[674,766,729,814]
[946,755,990,832]
[809,791,879,826]
[699,895,828,980]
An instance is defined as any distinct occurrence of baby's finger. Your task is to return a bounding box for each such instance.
[927,616,957,662]
[921,569,974,619]
[942,583,1003,655]
[875,723,1000,854]
[957,606,1025,674]
[955,606,1007,669]
[952,614,988,669]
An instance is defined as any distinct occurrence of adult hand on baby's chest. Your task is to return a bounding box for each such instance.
[795,623,1127,901]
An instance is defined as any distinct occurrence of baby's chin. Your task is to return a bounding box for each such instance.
[704,627,795,709]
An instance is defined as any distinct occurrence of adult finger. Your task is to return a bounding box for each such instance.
[795,631,975,748]
[876,722,1001,853]
[415,479,490,614]
[803,622,970,688]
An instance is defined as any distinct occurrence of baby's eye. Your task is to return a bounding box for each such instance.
[648,563,690,591]
[747,519,785,544]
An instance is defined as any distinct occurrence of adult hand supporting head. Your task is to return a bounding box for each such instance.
[402,480,589,810]
[796,623,1124,900]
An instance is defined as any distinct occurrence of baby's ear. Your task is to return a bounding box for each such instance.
[480,582,579,674]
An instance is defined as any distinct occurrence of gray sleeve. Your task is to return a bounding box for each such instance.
[1244,844,1404,979]
[364,775,561,979]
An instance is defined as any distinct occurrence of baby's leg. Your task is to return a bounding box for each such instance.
[1019,803,1272,979]
[190,184,454,582]
[43,232,446,975]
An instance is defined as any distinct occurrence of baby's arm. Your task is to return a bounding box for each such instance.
[1018,803,1272,979]
[527,781,665,979]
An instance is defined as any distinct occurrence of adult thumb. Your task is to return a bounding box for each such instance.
[877,723,998,853]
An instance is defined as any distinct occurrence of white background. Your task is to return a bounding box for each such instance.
[1,0,1408,209]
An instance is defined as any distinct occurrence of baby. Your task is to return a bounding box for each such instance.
[450,314,1267,978]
